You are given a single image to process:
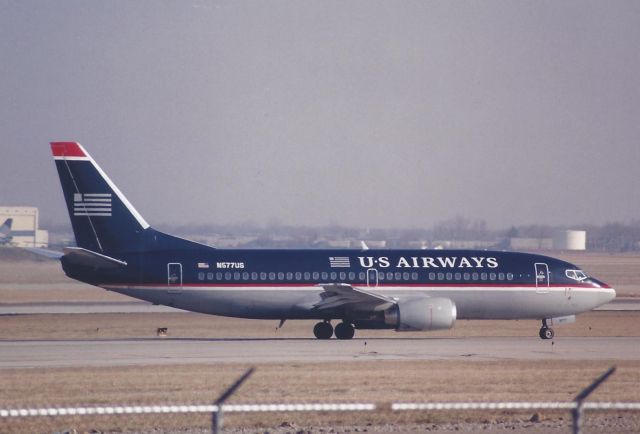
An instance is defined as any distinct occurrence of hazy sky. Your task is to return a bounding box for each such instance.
[1,1,639,229]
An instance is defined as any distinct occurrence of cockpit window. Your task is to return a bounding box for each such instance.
[566,269,588,281]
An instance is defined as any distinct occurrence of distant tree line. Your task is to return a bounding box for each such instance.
[42,217,640,252]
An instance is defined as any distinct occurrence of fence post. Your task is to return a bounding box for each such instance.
[572,366,616,434]
[212,367,255,434]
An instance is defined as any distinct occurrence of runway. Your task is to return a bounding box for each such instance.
[1,336,638,368]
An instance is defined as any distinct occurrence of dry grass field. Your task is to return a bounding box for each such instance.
[1,253,640,433]
[2,359,640,433]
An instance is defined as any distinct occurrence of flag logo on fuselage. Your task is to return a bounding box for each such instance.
[73,193,112,217]
[329,257,351,268]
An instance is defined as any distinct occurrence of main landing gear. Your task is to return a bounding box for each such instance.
[313,321,333,339]
[313,321,355,340]
[539,320,555,340]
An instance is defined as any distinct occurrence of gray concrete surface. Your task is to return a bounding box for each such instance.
[1,337,638,368]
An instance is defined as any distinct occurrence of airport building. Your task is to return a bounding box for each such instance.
[0,207,48,247]
[509,230,587,251]
[552,230,587,250]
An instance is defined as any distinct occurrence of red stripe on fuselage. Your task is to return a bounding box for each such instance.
[100,282,605,289]
[51,142,86,157]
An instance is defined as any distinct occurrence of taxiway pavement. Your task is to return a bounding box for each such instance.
[1,336,638,368]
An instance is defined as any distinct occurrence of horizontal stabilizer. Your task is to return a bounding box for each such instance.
[62,247,127,269]
[23,247,64,259]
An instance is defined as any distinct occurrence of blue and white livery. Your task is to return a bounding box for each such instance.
[50,142,616,340]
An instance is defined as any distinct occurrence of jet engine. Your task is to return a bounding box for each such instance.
[384,297,457,331]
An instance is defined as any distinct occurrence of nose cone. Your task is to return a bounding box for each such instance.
[598,288,616,305]
[592,277,616,307]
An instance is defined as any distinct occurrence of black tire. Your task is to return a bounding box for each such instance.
[539,326,554,340]
[544,327,555,339]
[313,322,333,339]
[334,322,355,340]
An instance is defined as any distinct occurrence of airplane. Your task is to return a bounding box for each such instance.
[0,218,13,245]
[47,141,615,340]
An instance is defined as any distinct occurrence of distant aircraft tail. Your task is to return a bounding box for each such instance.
[0,218,12,234]
[0,218,13,244]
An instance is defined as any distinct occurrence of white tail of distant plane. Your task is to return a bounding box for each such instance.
[0,218,13,245]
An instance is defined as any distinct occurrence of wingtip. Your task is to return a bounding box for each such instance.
[50,141,86,157]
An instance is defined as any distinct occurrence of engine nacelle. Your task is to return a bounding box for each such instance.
[384,297,457,331]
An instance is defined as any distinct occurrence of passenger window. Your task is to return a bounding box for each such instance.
[446,273,452,280]
[260,272,267,280]
[286,272,293,280]
[225,272,231,280]
[429,272,436,280]
[330,272,337,280]
[198,272,205,280]
[395,272,402,280]
[348,272,355,280]
[251,272,258,280]
[339,272,346,280]
[321,272,328,280]
[403,272,409,280]
[304,272,311,280]
[313,272,319,280]
[463,273,470,280]
[278,272,284,280]
[472,272,479,281]
[454,273,461,280]
[359,272,365,281]
[507,273,514,281]
[242,272,249,280]
[379,273,385,281]
[481,273,487,281]
[268,272,276,280]
[498,273,505,281]
[438,272,444,280]
[411,272,418,280]
[216,272,222,280]
[489,273,496,280]
[387,272,393,281]
[234,272,240,280]
[295,272,302,280]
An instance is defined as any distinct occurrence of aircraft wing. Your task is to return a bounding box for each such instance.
[314,283,396,312]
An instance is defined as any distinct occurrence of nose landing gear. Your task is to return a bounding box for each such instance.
[539,320,555,340]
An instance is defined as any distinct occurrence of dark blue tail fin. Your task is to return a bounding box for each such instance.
[51,142,151,255]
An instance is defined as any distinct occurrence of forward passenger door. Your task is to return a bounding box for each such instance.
[534,263,549,294]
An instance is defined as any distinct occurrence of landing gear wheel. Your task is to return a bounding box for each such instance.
[334,322,355,340]
[313,321,333,339]
[539,326,554,340]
